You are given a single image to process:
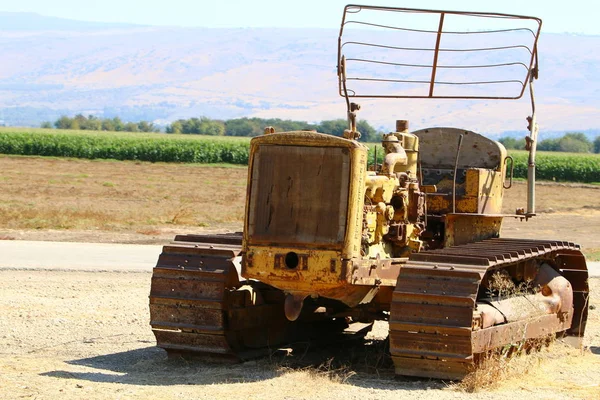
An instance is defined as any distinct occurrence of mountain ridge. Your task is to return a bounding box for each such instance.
[0,13,598,138]
[0,12,145,31]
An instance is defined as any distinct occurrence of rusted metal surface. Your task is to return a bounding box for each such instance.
[244,131,368,260]
[242,131,377,308]
[411,238,581,266]
[172,233,243,245]
[243,245,375,307]
[415,127,507,217]
[444,214,503,247]
[389,238,589,380]
[150,234,373,358]
[149,234,243,358]
[428,12,445,97]
[149,234,302,358]
[471,313,571,354]
[553,251,590,336]
[248,145,350,245]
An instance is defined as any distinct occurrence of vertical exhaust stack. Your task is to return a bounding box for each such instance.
[526,117,538,216]
[525,62,540,217]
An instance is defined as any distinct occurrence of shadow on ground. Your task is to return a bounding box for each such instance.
[39,337,440,390]
[41,345,282,386]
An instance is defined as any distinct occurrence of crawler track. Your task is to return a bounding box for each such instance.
[149,233,248,359]
[149,233,298,359]
[389,238,589,380]
[149,234,359,360]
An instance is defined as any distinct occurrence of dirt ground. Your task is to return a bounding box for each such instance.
[0,271,598,400]
[1,155,600,399]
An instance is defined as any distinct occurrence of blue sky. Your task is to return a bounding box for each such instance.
[1,0,598,34]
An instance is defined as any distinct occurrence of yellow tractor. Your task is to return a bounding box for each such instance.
[149,5,589,379]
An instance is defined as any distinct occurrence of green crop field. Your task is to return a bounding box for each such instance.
[0,127,251,142]
[1,127,599,183]
[0,127,250,164]
[509,150,600,184]
[366,144,600,184]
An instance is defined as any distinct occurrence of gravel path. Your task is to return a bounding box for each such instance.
[0,270,597,400]
[0,241,162,272]
[0,240,598,276]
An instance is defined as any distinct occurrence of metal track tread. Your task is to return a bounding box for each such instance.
[149,234,244,358]
[389,238,589,380]
[149,233,356,360]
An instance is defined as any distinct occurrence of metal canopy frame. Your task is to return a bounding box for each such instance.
[337,5,542,217]
[337,4,542,101]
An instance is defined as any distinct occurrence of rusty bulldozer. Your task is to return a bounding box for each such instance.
[149,5,589,380]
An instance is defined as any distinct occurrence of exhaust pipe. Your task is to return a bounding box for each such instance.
[526,67,539,216]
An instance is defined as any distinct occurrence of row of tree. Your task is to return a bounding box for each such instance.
[42,115,599,151]
[166,117,380,142]
[42,115,159,133]
[499,133,600,153]
[42,115,380,141]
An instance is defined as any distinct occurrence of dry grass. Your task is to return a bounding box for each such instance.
[2,154,600,252]
[0,155,247,233]
[586,248,600,262]
[492,343,600,398]
[487,270,538,299]
[2,155,599,232]
[488,270,519,298]
[457,336,556,393]
[501,180,600,214]
[282,358,357,384]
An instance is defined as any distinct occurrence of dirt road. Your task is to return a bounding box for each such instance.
[0,269,598,400]
[1,240,599,277]
[0,241,161,271]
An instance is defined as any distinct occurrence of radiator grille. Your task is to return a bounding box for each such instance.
[248,145,350,245]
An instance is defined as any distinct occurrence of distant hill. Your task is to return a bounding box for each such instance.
[0,12,598,138]
[0,12,143,31]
